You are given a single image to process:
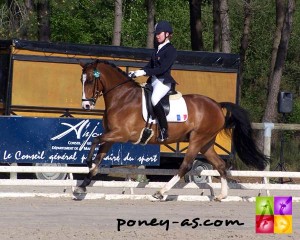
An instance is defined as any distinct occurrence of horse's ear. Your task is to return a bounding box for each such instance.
[79,61,85,68]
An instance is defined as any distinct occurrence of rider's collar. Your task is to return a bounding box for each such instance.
[157,40,170,53]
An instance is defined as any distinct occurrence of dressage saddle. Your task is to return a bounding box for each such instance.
[143,83,177,120]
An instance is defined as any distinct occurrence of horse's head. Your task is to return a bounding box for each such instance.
[80,60,136,110]
[80,61,103,110]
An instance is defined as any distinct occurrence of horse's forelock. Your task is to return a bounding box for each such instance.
[81,61,94,73]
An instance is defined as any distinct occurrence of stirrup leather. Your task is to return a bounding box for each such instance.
[157,128,168,142]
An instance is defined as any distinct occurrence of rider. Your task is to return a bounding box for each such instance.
[129,20,177,142]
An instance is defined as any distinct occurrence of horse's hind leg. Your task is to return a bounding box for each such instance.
[152,142,200,200]
[201,145,228,201]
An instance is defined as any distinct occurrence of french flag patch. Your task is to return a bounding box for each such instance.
[177,114,188,121]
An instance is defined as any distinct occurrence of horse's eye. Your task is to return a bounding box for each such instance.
[86,76,94,83]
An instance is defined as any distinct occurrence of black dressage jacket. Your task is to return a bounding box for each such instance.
[143,43,177,85]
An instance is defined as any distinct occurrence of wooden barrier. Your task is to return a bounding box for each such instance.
[252,123,300,131]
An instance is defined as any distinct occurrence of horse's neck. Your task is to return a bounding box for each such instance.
[103,81,141,109]
[103,70,129,92]
[99,64,141,107]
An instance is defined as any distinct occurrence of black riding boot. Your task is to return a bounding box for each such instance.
[153,103,168,142]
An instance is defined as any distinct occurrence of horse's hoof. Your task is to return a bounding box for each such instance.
[152,191,164,200]
[214,194,226,202]
[73,186,87,194]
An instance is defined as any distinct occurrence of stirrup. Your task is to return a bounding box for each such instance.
[157,137,168,142]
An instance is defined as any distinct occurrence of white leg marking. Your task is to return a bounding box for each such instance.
[160,175,180,195]
[89,163,96,171]
[215,177,228,201]
[220,177,228,198]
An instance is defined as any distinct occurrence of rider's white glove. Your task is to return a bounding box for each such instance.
[128,71,135,78]
[128,70,146,78]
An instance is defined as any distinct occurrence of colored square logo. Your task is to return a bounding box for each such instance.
[255,196,293,234]
[274,215,292,234]
[274,196,292,215]
[256,196,274,215]
[256,215,274,233]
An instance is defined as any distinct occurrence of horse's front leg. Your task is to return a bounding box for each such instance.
[75,140,113,193]
[85,135,102,169]
[88,141,113,179]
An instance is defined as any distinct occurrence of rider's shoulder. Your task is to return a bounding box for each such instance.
[165,43,177,52]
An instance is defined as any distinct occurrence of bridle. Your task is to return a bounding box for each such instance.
[81,66,132,106]
[81,68,102,106]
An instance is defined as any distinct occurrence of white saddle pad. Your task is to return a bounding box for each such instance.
[142,89,188,123]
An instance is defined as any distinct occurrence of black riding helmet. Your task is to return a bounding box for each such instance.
[154,20,173,34]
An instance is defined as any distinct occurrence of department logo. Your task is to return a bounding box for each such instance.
[256,196,292,234]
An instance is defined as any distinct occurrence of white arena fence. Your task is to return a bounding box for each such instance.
[0,122,299,202]
[0,166,300,202]
[252,122,300,166]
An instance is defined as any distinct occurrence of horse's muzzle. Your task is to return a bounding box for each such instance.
[82,101,94,110]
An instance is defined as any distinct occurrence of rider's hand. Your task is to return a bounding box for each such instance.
[128,70,146,78]
[128,71,136,78]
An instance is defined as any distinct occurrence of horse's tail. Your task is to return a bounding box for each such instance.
[220,102,269,170]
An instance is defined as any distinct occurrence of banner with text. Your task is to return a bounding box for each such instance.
[0,117,159,166]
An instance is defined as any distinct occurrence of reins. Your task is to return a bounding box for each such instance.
[101,78,132,96]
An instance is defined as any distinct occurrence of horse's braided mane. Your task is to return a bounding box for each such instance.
[94,59,141,87]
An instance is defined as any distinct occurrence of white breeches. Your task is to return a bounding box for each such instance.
[151,77,171,106]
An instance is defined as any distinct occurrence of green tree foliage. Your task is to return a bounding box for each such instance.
[51,0,192,49]
[0,0,37,39]
[155,0,190,50]
[121,0,148,47]
[51,0,115,44]
[283,3,300,124]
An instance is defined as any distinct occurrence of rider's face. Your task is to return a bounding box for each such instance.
[155,32,169,44]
